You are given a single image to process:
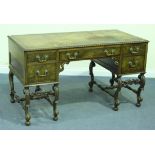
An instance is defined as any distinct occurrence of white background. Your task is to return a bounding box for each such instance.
[0,0,155,155]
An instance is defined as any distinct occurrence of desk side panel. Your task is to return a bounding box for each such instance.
[144,43,149,73]
[9,39,25,84]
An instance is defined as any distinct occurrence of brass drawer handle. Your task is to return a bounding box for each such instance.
[114,61,119,66]
[128,60,138,68]
[36,70,48,77]
[66,52,78,60]
[104,49,115,56]
[129,47,140,54]
[36,55,49,63]
[112,57,119,66]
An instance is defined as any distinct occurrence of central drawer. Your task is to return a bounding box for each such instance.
[26,63,58,85]
[59,46,120,61]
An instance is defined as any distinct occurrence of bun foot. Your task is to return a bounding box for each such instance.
[136,103,141,107]
[53,112,59,121]
[113,107,119,111]
[25,121,31,126]
[53,117,58,121]
[25,113,31,126]
[10,98,15,103]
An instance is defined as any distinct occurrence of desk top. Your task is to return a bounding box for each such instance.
[9,30,149,51]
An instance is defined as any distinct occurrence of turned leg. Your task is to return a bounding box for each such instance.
[89,61,96,92]
[24,87,31,126]
[35,85,42,92]
[113,75,122,111]
[9,70,15,103]
[52,83,59,121]
[136,73,145,107]
[110,73,115,86]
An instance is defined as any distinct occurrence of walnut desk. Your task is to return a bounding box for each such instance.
[8,30,149,126]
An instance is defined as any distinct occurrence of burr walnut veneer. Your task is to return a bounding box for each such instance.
[8,30,149,126]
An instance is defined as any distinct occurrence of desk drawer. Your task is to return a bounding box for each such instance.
[121,56,145,74]
[26,63,57,85]
[27,50,57,63]
[122,44,146,56]
[60,46,120,61]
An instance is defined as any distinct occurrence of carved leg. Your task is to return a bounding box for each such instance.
[110,73,115,86]
[89,61,96,92]
[35,85,42,92]
[113,76,122,111]
[52,83,59,121]
[9,70,15,103]
[136,73,145,107]
[24,87,31,126]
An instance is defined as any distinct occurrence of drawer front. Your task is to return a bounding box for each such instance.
[60,46,120,61]
[122,44,147,56]
[27,50,57,63]
[26,63,57,85]
[121,56,145,74]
